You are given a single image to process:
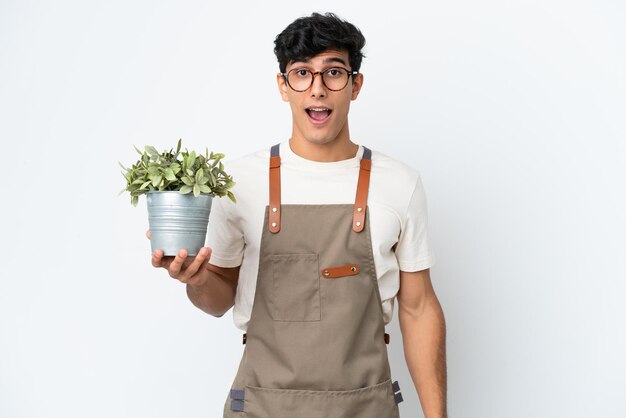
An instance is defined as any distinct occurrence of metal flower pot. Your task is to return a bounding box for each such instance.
[146,191,213,256]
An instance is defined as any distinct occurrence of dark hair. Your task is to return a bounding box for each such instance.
[274,12,366,73]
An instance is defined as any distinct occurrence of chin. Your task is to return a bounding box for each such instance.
[303,136,337,146]
[303,128,343,145]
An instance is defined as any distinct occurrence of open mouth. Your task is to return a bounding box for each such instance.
[306,107,332,123]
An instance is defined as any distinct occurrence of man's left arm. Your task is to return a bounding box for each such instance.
[397,268,447,418]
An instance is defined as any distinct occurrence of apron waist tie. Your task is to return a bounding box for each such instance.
[242,332,390,345]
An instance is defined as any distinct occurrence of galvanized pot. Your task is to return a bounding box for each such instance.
[146,191,213,256]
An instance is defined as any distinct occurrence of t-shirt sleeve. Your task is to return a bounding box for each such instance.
[205,195,245,268]
[394,176,436,272]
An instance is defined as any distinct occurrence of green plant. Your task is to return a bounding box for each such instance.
[120,139,236,206]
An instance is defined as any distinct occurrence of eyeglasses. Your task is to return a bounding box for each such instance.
[282,67,359,92]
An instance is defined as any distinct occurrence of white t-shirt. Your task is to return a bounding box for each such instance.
[206,140,435,331]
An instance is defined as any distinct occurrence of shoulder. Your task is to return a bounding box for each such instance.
[222,145,271,191]
[369,148,422,192]
[224,146,269,174]
[216,144,271,212]
[366,147,428,227]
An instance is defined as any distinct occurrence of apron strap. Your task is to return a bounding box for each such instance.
[267,144,372,234]
[268,144,281,234]
[352,146,372,232]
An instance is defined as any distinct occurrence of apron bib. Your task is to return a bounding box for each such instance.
[223,144,403,418]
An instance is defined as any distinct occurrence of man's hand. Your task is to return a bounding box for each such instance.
[147,230,212,287]
[145,230,240,317]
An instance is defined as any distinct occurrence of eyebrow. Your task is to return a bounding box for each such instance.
[323,57,348,66]
[292,56,348,67]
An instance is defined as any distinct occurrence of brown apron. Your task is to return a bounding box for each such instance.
[223,144,403,417]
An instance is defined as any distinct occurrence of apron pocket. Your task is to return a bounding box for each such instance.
[244,380,398,418]
[271,253,321,321]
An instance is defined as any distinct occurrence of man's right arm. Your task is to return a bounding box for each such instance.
[186,261,240,317]
[150,241,240,317]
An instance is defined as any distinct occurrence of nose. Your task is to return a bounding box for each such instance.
[310,72,327,98]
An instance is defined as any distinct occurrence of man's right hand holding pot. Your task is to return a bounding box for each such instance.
[146,230,240,317]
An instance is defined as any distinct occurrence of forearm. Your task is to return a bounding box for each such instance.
[399,297,447,418]
[186,266,238,317]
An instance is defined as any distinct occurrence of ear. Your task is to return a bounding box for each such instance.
[277,73,290,102]
[350,73,364,101]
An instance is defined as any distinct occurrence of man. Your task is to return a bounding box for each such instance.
[150,12,446,418]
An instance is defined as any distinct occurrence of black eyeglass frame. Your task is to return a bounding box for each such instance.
[281,67,360,92]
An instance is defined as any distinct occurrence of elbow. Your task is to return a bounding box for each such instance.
[196,301,234,318]
[399,296,446,328]
[207,305,232,318]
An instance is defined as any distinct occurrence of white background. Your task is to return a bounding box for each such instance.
[1,1,624,417]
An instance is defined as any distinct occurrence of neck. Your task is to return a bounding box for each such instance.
[288,137,359,163]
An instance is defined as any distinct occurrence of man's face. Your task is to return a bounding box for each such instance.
[277,49,364,146]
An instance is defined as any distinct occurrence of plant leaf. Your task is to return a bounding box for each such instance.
[151,175,162,187]
[180,185,193,194]
[193,184,200,197]
[145,145,159,157]
[195,168,204,183]
[199,184,212,194]
[181,176,194,186]
[227,191,237,203]
[164,168,176,181]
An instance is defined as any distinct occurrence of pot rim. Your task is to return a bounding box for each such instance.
[145,190,214,196]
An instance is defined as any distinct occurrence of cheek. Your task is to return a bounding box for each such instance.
[287,98,301,114]
[334,100,351,119]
